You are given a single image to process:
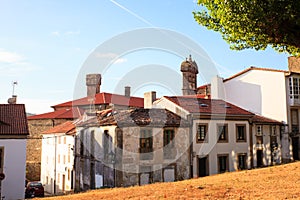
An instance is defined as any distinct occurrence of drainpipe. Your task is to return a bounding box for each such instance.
[249,119,254,169]
[54,135,57,194]
[187,114,193,178]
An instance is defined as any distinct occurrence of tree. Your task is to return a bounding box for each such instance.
[193,0,300,56]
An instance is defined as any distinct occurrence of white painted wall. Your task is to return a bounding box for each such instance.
[0,139,27,200]
[41,133,74,194]
[192,119,250,176]
[224,70,288,123]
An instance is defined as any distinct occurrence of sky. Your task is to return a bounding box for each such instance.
[0,0,290,114]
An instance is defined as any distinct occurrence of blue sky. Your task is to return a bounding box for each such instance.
[0,0,289,114]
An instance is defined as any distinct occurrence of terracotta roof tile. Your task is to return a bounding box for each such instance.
[252,115,283,125]
[164,96,253,116]
[42,121,76,134]
[27,107,84,120]
[52,92,144,109]
[0,104,29,135]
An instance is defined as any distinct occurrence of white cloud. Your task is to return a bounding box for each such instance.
[0,49,38,76]
[94,53,128,64]
[0,49,25,63]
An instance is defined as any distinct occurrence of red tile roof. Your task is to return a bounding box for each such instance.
[27,107,84,120]
[252,115,283,125]
[224,67,288,82]
[0,104,29,135]
[51,92,144,109]
[42,121,76,135]
[164,96,253,116]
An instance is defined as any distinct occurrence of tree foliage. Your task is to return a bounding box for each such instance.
[193,0,300,56]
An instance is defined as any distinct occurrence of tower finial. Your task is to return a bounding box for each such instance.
[189,54,192,61]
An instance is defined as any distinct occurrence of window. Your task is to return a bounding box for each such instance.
[236,124,246,142]
[58,136,61,144]
[0,147,4,172]
[68,145,71,163]
[63,155,66,164]
[291,109,299,133]
[217,124,228,142]
[80,130,84,156]
[63,136,66,144]
[90,130,95,159]
[57,173,60,184]
[271,125,276,136]
[68,169,71,181]
[164,129,175,159]
[289,77,300,99]
[164,129,175,147]
[218,154,228,173]
[256,125,262,136]
[140,129,153,160]
[103,130,112,160]
[238,154,247,170]
[58,154,60,164]
[197,124,208,143]
[116,129,123,149]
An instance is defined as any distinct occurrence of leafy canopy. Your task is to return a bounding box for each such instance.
[193,0,300,56]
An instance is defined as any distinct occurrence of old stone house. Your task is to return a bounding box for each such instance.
[74,105,190,191]
[27,74,144,181]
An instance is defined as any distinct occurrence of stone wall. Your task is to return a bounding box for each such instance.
[119,127,190,186]
[288,56,300,73]
[27,119,69,181]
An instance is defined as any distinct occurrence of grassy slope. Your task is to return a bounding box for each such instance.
[40,162,300,200]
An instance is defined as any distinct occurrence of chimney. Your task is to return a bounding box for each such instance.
[124,86,131,97]
[211,76,225,100]
[7,95,17,104]
[144,91,156,108]
[288,56,300,73]
[86,74,101,97]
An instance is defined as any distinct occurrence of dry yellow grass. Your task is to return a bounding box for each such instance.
[40,162,300,200]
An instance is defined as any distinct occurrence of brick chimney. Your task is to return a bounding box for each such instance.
[86,74,101,97]
[124,86,131,97]
[288,56,300,73]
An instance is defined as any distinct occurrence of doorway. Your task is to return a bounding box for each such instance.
[256,150,263,167]
[198,157,208,177]
[292,137,300,160]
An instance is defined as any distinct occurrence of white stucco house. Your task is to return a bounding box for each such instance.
[41,121,76,195]
[154,95,282,177]
[0,104,29,200]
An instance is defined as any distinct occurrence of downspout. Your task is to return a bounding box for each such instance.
[54,135,57,194]
[187,114,193,178]
[249,118,254,169]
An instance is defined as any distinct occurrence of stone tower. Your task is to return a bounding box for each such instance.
[86,74,101,97]
[181,55,198,95]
